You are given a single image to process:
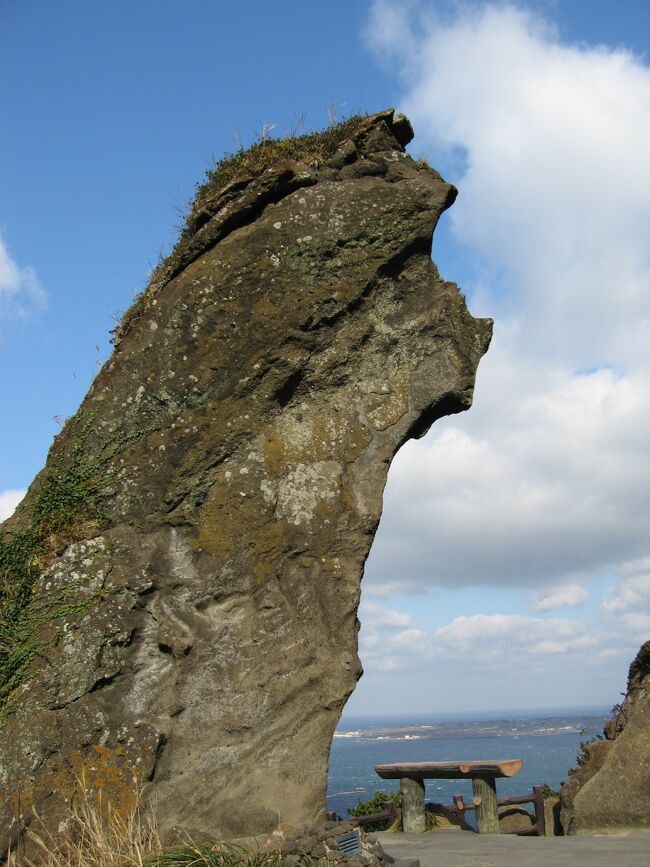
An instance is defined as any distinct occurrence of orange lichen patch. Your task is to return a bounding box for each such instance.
[195,485,243,561]
[262,434,285,476]
[8,745,141,840]
[69,745,141,820]
[251,293,280,324]
[196,469,288,582]
[251,522,286,585]
[339,475,360,518]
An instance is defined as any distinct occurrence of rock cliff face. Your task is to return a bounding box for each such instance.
[0,110,491,851]
[560,641,650,834]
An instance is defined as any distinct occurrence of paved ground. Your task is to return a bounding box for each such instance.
[377,829,650,866]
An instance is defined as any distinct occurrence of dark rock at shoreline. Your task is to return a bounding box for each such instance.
[560,641,650,834]
[498,806,533,834]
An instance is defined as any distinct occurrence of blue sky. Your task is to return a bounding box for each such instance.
[2,0,649,715]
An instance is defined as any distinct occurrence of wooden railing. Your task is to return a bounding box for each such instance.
[347,800,398,828]
[450,784,546,836]
[329,784,547,836]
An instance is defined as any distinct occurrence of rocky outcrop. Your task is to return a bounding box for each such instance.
[267,821,387,866]
[498,806,533,834]
[560,641,650,834]
[0,110,491,853]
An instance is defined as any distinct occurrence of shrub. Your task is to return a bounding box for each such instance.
[567,736,604,777]
[348,789,402,818]
[0,439,103,715]
[347,790,401,831]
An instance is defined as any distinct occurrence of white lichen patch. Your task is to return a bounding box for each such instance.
[169,527,199,584]
[273,461,341,526]
[260,479,275,506]
[39,536,108,596]
[269,408,349,462]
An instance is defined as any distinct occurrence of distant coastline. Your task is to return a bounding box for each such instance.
[334,708,610,742]
[337,705,611,728]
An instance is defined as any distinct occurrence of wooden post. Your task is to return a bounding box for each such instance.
[400,777,426,833]
[532,785,547,836]
[472,775,500,833]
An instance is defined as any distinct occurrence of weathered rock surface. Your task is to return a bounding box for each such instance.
[268,820,387,866]
[0,110,491,853]
[560,641,650,834]
[498,806,534,834]
[544,796,562,837]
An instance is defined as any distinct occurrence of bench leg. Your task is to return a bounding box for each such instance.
[400,777,426,833]
[531,784,547,836]
[472,776,500,833]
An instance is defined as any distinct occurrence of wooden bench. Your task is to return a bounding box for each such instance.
[374,759,523,834]
[451,784,547,836]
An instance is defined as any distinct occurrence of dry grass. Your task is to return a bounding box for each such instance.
[384,809,464,833]
[110,112,372,347]
[6,785,285,867]
[6,785,160,867]
[186,113,366,231]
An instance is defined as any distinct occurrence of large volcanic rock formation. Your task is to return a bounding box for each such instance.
[560,641,650,834]
[0,110,491,851]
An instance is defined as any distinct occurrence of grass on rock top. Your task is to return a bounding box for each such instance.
[112,112,371,344]
[187,113,366,227]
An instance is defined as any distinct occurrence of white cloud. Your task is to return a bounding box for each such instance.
[361,1,650,599]
[434,613,586,655]
[349,594,638,713]
[603,559,650,614]
[534,583,588,612]
[367,1,650,368]
[0,489,26,521]
[0,237,46,319]
[358,600,419,662]
[601,559,650,646]
[393,626,425,641]
[619,612,650,643]
[358,605,600,676]
[363,579,427,598]
[349,2,650,710]
[359,599,413,628]
[365,361,650,589]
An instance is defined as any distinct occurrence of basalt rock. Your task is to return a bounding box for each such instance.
[560,641,650,834]
[498,806,534,834]
[0,110,491,853]
[270,821,386,866]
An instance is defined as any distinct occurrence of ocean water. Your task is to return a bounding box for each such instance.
[326,708,609,820]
